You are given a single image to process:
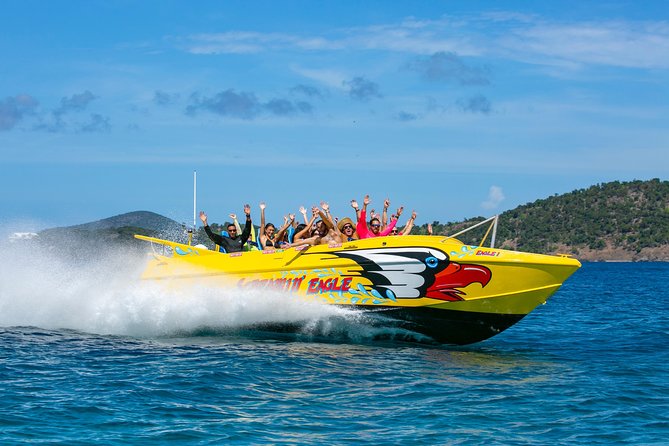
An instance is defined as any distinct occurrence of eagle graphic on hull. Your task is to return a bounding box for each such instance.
[328,247,492,301]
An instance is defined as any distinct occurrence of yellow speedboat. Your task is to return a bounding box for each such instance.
[135,230,581,345]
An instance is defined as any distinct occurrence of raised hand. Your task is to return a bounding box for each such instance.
[259,202,266,210]
[199,211,208,224]
[229,213,237,220]
[289,213,295,220]
[396,206,404,217]
[411,210,417,220]
[427,223,433,235]
[384,198,390,209]
[350,199,358,210]
[311,206,319,216]
[244,204,251,216]
[299,206,307,215]
[320,201,329,212]
[363,195,370,206]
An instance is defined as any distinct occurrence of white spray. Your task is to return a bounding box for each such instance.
[4,229,425,343]
[0,234,361,337]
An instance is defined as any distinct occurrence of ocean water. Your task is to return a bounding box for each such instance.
[0,242,667,444]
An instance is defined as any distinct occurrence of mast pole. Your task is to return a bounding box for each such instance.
[188,170,197,246]
[193,170,197,228]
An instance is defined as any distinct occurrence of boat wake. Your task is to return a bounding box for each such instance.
[0,236,434,344]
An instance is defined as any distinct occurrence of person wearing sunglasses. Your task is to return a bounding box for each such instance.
[390,210,417,236]
[354,195,403,239]
[337,217,357,242]
[199,204,252,253]
[228,212,260,251]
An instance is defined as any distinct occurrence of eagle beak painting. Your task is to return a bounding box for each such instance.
[425,262,492,301]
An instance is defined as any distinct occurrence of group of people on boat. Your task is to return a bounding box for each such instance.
[199,195,431,253]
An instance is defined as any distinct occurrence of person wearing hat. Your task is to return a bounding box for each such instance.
[337,217,357,242]
[316,202,351,245]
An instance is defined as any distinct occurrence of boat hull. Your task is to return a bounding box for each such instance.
[352,306,526,345]
[135,235,581,344]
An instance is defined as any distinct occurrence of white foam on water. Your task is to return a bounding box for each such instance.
[0,223,435,343]
[0,228,379,339]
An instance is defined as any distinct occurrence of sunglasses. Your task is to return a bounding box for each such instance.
[370,224,381,228]
[342,224,353,230]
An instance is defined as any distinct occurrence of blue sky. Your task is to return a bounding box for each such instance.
[1,0,668,230]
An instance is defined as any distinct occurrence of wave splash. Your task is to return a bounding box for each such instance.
[0,235,428,343]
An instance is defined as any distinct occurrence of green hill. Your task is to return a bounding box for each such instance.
[36,211,187,260]
[50,210,182,233]
[415,179,669,261]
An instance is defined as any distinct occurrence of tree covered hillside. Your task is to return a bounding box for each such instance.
[416,179,669,260]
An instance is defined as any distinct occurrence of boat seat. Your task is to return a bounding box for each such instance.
[218,230,229,253]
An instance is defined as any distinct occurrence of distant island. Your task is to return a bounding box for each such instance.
[28,179,669,262]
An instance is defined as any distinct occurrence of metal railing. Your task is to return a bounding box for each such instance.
[441,215,499,248]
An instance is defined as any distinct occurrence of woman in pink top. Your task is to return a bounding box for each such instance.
[353,195,404,239]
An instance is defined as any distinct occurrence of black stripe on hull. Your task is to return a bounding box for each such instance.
[218,307,526,346]
[353,306,527,345]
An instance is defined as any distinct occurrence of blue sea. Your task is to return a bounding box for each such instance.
[1,243,667,444]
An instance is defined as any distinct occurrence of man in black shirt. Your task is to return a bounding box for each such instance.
[199,204,252,253]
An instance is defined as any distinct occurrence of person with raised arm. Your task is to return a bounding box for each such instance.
[258,202,277,249]
[298,206,309,225]
[199,204,252,253]
[350,199,361,221]
[273,214,295,248]
[292,206,322,246]
[317,201,343,245]
[390,210,417,236]
[402,210,417,235]
[229,212,259,251]
[355,195,403,239]
[370,208,381,224]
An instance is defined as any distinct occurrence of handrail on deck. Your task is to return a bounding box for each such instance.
[441,215,499,248]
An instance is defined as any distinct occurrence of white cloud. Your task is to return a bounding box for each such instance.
[499,20,669,69]
[178,18,479,57]
[177,15,669,70]
[182,31,343,54]
[290,66,348,89]
[481,186,505,210]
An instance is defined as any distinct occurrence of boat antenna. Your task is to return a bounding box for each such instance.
[188,170,197,246]
[193,170,197,228]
